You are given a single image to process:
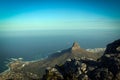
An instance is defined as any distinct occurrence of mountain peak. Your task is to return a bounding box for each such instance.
[71,42,80,51]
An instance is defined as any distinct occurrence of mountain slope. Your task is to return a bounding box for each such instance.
[42,39,120,80]
[0,42,104,80]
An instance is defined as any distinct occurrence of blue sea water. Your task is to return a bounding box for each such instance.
[0,29,120,73]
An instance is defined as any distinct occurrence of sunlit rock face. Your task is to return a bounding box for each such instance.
[117,46,120,51]
[71,42,81,51]
[70,42,88,54]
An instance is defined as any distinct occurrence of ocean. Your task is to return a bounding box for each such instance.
[0,29,119,73]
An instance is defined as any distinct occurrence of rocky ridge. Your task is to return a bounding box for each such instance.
[0,40,116,80]
[42,39,120,80]
[0,42,99,80]
[71,42,81,51]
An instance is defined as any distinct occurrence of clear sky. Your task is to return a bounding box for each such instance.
[0,0,120,31]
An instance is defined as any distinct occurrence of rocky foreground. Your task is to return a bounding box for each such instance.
[42,39,120,80]
[0,39,120,80]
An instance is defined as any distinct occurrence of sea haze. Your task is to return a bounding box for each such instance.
[0,29,120,73]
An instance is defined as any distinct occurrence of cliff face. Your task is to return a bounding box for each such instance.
[42,39,120,80]
[89,39,120,80]
[105,39,120,54]
[71,42,81,51]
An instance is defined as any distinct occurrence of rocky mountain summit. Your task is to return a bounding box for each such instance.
[71,42,81,51]
[0,39,119,80]
[42,39,120,80]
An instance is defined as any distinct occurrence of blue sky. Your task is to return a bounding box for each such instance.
[0,0,120,30]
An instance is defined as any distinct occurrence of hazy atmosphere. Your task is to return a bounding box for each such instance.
[0,0,120,73]
[0,0,120,31]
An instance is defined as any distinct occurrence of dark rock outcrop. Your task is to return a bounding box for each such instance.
[42,58,89,80]
[42,39,120,80]
[88,39,120,80]
[105,39,120,54]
